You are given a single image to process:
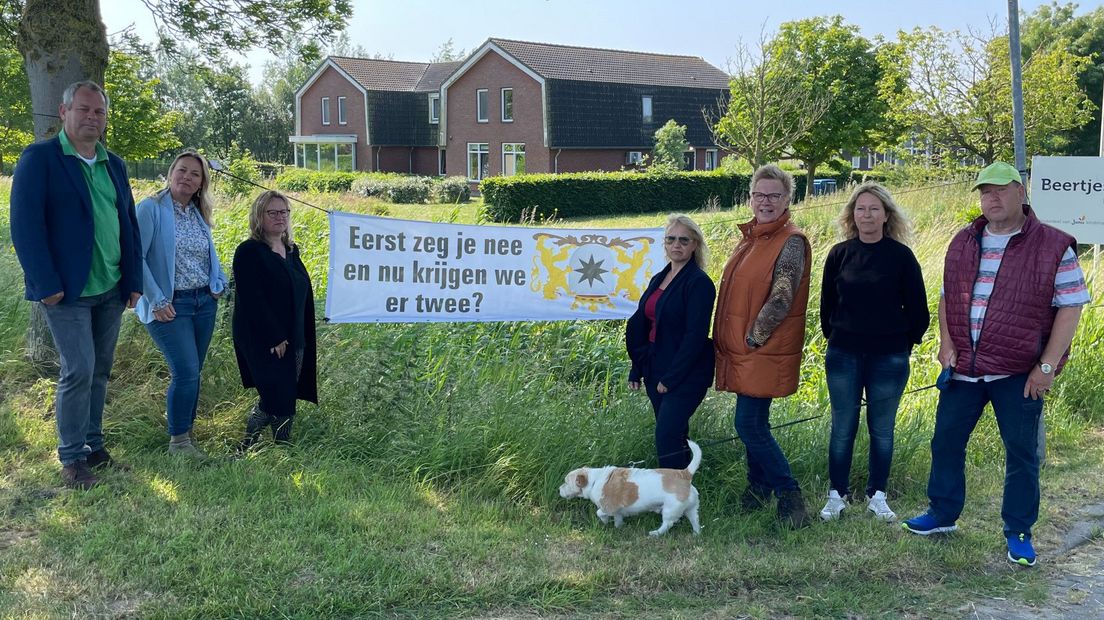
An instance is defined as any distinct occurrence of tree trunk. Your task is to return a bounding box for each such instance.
[16,0,109,369]
[804,161,818,201]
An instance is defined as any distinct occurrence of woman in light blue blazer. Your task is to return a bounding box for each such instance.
[136,151,228,458]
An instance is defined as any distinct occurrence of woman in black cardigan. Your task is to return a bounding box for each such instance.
[626,214,716,469]
[232,190,318,448]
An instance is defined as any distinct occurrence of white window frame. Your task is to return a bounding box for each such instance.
[705,149,718,171]
[683,149,696,171]
[501,88,513,122]
[502,143,525,176]
[337,96,347,125]
[642,96,653,124]
[467,143,489,181]
[627,151,643,165]
[476,89,489,123]
[321,97,330,125]
[428,93,440,124]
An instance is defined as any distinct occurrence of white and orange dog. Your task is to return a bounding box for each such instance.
[558,440,701,536]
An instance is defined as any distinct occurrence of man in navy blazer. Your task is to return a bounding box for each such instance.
[10,81,141,490]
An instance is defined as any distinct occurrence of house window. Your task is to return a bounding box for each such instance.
[337,97,347,125]
[294,141,355,172]
[626,151,644,166]
[682,150,696,171]
[705,149,718,171]
[438,149,446,176]
[642,96,653,124]
[321,97,330,125]
[502,143,525,176]
[477,89,489,123]
[429,93,440,124]
[851,155,861,168]
[467,143,489,180]
[501,88,513,122]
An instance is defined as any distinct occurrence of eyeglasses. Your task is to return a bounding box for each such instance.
[265,209,291,218]
[751,192,786,203]
[664,235,693,246]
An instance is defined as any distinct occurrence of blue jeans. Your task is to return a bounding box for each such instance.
[734,394,799,494]
[145,288,218,436]
[645,381,707,469]
[825,346,911,497]
[926,374,1042,537]
[42,286,126,465]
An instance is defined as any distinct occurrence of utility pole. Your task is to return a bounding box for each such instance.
[1007,0,1046,463]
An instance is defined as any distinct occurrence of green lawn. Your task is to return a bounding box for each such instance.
[2,177,1103,618]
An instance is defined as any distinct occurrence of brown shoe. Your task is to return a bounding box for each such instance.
[777,489,811,529]
[739,484,772,513]
[61,462,100,490]
[86,448,129,471]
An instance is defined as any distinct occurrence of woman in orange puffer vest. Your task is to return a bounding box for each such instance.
[714,164,812,529]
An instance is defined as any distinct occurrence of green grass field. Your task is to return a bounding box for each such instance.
[2,176,1103,618]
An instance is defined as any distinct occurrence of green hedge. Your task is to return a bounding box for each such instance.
[480,170,829,222]
[273,169,470,204]
[274,169,360,193]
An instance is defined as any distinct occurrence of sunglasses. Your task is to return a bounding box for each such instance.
[664,235,693,246]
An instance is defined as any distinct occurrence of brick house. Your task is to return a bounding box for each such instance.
[291,38,731,185]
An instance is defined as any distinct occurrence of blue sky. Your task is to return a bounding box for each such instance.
[101,0,1104,83]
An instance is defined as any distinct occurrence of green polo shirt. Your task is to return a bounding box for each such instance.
[59,129,120,296]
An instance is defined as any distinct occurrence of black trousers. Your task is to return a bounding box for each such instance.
[645,381,707,469]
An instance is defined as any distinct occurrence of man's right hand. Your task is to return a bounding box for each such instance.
[938,341,957,369]
[41,291,64,305]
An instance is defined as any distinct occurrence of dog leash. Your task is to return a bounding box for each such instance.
[626,381,943,468]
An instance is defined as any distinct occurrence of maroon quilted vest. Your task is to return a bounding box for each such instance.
[943,206,1076,377]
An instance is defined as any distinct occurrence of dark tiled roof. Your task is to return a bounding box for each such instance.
[415,61,463,91]
[329,57,458,92]
[489,38,730,89]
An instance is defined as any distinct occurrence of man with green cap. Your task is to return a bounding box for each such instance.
[902,161,1088,567]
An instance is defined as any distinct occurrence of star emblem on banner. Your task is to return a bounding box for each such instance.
[574,254,609,286]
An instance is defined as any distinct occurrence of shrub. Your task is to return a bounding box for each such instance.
[274,169,359,193]
[386,176,433,204]
[432,176,471,203]
[481,170,758,222]
[274,168,315,192]
[219,142,261,198]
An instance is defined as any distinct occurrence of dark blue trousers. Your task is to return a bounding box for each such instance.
[926,374,1043,537]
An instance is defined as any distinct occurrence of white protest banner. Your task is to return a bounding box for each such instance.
[325,211,667,323]
[1030,156,1104,244]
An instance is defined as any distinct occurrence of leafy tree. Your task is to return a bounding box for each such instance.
[888,26,1094,164]
[772,16,892,198]
[104,48,181,159]
[710,28,830,169]
[1021,2,1104,155]
[431,38,466,62]
[0,0,351,366]
[0,35,30,174]
[202,62,252,156]
[651,119,689,170]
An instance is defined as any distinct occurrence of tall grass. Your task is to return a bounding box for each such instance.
[2,174,1103,617]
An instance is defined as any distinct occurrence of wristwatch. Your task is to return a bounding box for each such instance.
[1039,361,1053,375]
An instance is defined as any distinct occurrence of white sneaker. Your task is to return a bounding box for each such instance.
[867,490,896,521]
[819,490,847,521]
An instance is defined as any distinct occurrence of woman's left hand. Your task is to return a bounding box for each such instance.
[656,382,668,394]
[628,380,641,391]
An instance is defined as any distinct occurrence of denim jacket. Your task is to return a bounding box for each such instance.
[135,189,228,324]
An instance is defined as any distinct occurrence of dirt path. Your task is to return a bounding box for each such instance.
[962,502,1104,619]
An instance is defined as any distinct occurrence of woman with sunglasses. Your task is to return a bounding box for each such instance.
[626,214,716,469]
[232,190,318,449]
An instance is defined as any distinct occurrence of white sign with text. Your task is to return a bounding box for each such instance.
[325,211,667,323]
[1030,156,1104,244]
